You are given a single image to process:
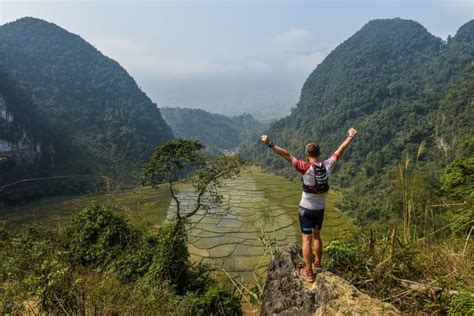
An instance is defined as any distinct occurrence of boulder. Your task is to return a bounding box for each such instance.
[260,244,400,315]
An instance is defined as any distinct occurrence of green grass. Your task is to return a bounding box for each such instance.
[0,166,354,281]
[0,187,173,231]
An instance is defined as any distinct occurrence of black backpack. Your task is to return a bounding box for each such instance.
[302,162,329,194]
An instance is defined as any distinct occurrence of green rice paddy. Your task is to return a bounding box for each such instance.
[0,166,353,281]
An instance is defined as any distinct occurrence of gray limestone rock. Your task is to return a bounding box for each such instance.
[260,244,400,316]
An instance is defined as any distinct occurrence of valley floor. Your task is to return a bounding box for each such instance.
[0,166,353,281]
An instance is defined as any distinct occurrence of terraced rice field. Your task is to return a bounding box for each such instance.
[0,167,353,281]
[179,167,353,280]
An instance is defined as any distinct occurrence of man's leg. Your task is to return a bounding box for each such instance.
[313,229,322,269]
[302,233,313,272]
[299,207,314,280]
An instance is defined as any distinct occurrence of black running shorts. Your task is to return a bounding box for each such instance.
[298,206,325,234]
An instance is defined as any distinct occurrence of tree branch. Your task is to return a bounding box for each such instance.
[394,276,474,298]
[183,189,205,220]
[169,181,181,218]
[183,165,238,220]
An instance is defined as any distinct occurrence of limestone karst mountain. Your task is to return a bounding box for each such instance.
[0,17,174,202]
[242,18,474,224]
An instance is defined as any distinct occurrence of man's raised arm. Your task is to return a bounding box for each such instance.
[334,128,358,158]
[261,135,294,163]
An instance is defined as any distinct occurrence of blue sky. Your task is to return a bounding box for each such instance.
[1,1,472,118]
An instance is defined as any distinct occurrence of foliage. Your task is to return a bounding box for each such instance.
[448,291,474,315]
[323,240,359,274]
[0,205,242,315]
[142,139,206,188]
[325,226,473,314]
[0,226,79,313]
[145,218,190,293]
[142,139,244,219]
[436,65,474,159]
[450,208,474,236]
[182,286,243,316]
[65,204,134,268]
[441,157,474,200]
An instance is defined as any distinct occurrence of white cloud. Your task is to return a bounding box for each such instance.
[89,35,272,78]
[283,51,326,70]
[274,27,310,45]
[89,34,326,80]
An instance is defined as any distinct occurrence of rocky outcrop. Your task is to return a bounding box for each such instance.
[261,244,400,315]
[0,93,44,165]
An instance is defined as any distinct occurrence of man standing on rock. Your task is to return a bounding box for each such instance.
[261,128,357,282]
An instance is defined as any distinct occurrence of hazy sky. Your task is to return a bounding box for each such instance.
[1,1,472,118]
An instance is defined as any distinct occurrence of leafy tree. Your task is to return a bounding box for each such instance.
[65,204,134,267]
[141,139,244,219]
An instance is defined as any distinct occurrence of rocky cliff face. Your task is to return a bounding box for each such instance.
[260,244,400,315]
[0,92,44,166]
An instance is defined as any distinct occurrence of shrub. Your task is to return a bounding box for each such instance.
[0,227,78,314]
[144,218,190,293]
[323,240,359,273]
[35,259,77,312]
[441,157,474,200]
[111,245,155,283]
[182,286,243,316]
[65,204,133,267]
[1,206,242,315]
[448,291,474,315]
[187,262,215,293]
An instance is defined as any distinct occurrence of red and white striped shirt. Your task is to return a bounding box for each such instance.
[292,153,339,210]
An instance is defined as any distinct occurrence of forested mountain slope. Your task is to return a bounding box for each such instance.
[0,66,89,203]
[0,65,60,171]
[0,18,173,202]
[435,60,474,160]
[242,18,473,223]
[161,107,265,152]
[0,17,173,182]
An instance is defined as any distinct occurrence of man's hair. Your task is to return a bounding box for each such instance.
[305,143,320,158]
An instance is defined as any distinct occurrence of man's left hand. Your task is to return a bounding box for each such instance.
[348,128,358,138]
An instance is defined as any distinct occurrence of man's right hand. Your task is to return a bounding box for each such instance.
[261,134,270,145]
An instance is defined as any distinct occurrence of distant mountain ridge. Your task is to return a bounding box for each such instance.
[0,17,174,202]
[161,107,266,153]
